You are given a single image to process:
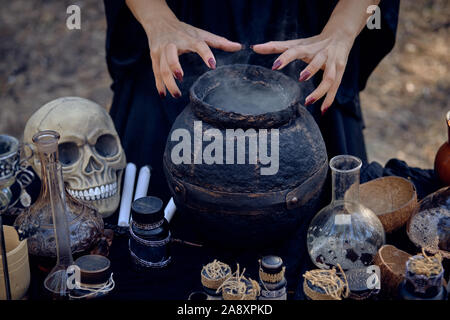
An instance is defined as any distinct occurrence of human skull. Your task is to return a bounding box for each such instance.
[24,97,126,217]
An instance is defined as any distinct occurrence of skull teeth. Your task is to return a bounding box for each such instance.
[67,182,118,201]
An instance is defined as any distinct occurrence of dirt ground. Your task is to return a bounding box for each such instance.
[0,0,449,169]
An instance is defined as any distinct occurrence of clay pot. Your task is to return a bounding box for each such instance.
[0,226,30,300]
[163,64,328,247]
[435,111,450,185]
[359,176,417,233]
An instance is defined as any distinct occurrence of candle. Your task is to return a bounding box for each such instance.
[134,165,151,200]
[164,197,176,223]
[117,163,137,227]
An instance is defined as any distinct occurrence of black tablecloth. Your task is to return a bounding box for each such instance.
[19,159,447,300]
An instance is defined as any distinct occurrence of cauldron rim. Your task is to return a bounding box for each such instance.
[189,64,302,129]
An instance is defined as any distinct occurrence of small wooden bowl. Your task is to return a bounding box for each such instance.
[374,245,411,297]
[360,176,417,233]
[0,226,30,300]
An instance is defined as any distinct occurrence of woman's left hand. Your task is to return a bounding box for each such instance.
[252,30,354,115]
[253,0,380,114]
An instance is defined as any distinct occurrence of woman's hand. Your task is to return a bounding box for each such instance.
[126,0,242,98]
[252,31,354,114]
[145,19,242,99]
[252,0,380,114]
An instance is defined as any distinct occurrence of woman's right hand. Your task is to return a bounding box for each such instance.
[126,0,242,98]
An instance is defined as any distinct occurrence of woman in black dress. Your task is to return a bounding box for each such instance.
[102,0,399,299]
[104,0,399,203]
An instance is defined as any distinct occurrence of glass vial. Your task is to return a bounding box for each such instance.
[307,155,385,270]
[30,131,73,297]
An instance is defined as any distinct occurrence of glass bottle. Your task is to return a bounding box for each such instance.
[307,155,385,270]
[14,131,103,259]
[32,131,74,296]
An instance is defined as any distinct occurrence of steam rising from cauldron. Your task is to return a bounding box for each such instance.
[204,78,288,116]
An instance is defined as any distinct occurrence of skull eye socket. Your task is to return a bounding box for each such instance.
[58,142,80,167]
[95,134,119,158]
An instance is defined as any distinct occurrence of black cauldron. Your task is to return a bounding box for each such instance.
[163,64,327,247]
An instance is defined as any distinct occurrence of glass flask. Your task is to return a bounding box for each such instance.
[307,155,385,270]
[407,186,450,259]
[14,131,103,259]
[35,131,74,296]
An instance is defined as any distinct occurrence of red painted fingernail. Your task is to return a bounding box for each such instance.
[299,70,311,82]
[272,60,282,70]
[250,45,254,49]
[305,97,316,106]
[322,106,330,115]
[208,58,216,69]
[173,92,181,99]
[159,92,165,99]
[174,70,183,82]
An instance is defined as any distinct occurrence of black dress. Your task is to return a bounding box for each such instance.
[101,0,400,299]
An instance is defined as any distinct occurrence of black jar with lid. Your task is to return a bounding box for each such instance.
[129,196,171,268]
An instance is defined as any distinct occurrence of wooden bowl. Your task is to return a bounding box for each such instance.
[0,226,30,300]
[360,176,417,233]
[373,245,411,298]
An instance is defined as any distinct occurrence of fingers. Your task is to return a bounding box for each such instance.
[269,39,330,71]
[151,43,183,99]
[298,45,348,114]
[298,51,327,81]
[271,46,312,70]
[199,29,242,52]
[252,39,302,54]
[150,51,166,98]
[191,40,217,69]
[165,43,183,82]
[147,24,244,99]
[305,64,336,108]
[320,70,344,114]
[160,52,181,98]
[151,38,218,98]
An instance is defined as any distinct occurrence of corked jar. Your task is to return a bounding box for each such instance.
[218,265,260,300]
[303,267,349,300]
[129,196,171,269]
[399,252,446,300]
[258,256,287,300]
[201,259,231,298]
[222,278,260,301]
[69,254,113,299]
[344,267,380,300]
